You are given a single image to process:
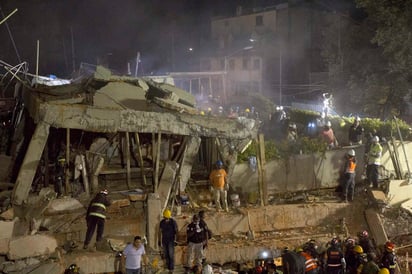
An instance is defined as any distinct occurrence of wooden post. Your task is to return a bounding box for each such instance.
[134,133,147,186]
[154,132,162,193]
[258,134,267,205]
[65,128,71,194]
[44,143,49,187]
[125,132,132,189]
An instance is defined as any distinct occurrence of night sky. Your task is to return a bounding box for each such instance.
[0,0,355,78]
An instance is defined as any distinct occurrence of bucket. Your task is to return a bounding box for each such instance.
[230,194,240,207]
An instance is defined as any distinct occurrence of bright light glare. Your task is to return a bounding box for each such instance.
[261,251,269,258]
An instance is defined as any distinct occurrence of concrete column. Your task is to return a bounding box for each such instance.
[12,121,50,206]
[146,193,161,251]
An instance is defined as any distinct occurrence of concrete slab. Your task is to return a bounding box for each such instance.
[8,234,58,260]
[387,179,412,205]
[400,199,412,215]
[364,209,388,247]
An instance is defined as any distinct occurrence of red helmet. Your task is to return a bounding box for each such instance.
[385,241,395,252]
[255,266,263,274]
[361,230,369,238]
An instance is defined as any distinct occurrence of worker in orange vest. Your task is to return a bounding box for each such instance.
[342,149,357,203]
[296,247,319,274]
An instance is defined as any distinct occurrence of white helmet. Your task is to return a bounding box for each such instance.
[348,149,355,157]
[325,121,331,127]
[355,116,361,122]
[289,123,297,130]
[372,136,379,143]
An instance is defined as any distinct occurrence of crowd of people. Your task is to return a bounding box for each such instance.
[251,233,396,274]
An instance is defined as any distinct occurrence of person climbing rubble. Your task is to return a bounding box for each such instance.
[186,214,208,273]
[342,149,357,203]
[319,121,338,149]
[159,209,178,274]
[209,160,229,212]
[83,189,111,250]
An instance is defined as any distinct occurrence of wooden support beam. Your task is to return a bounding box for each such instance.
[258,134,267,205]
[154,132,162,192]
[125,132,132,189]
[134,133,147,186]
[65,128,71,194]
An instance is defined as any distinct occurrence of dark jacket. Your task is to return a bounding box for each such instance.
[86,193,111,219]
[160,218,178,243]
[186,221,207,244]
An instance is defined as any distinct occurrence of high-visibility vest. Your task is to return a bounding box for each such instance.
[346,158,356,173]
[368,143,382,165]
[301,251,318,272]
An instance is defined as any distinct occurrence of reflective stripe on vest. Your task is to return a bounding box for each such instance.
[92,202,107,210]
[302,252,318,272]
[89,212,106,219]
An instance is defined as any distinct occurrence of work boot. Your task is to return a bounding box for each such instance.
[83,244,88,250]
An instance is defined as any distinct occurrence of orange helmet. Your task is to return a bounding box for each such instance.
[385,241,395,252]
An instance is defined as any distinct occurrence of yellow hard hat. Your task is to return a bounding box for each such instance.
[200,111,205,115]
[245,108,250,113]
[295,247,303,253]
[353,245,363,254]
[378,268,389,274]
[163,209,172,219]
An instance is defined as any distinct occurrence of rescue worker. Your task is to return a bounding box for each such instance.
[377,268,389,274]
[282,247,305,274]
[379,241,396,274]
[361,253,379,274]
[83,189,112,250]
[64,264,80,274]
[55,155,66,197]
[186,214,208,272]
[245,108,251,118]
[344,238,357,274]
[366,136,382,188]
[297,247,319,274]
[325,237,346,274]
[286,123,298,143]
[358,230,375,255]
[348,117,364,145]
[342,149,357,202]
[209,160,229,212]
[159,209,178,274]
[348,245,364,274]
[320,121,338,149]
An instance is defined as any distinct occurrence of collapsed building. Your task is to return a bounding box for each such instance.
[1,66,412,273]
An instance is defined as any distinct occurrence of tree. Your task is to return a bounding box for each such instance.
[321,2,411,120]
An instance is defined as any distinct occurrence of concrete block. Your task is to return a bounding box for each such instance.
[0,238,9,255]
[387,179,412,205]
[27,261,64,274]
[64,252,118,273]
[400,199,412,215]
[8,234,58,260]
[44,197,85,215]
[0,208,14,220]
[0,220,15,239]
